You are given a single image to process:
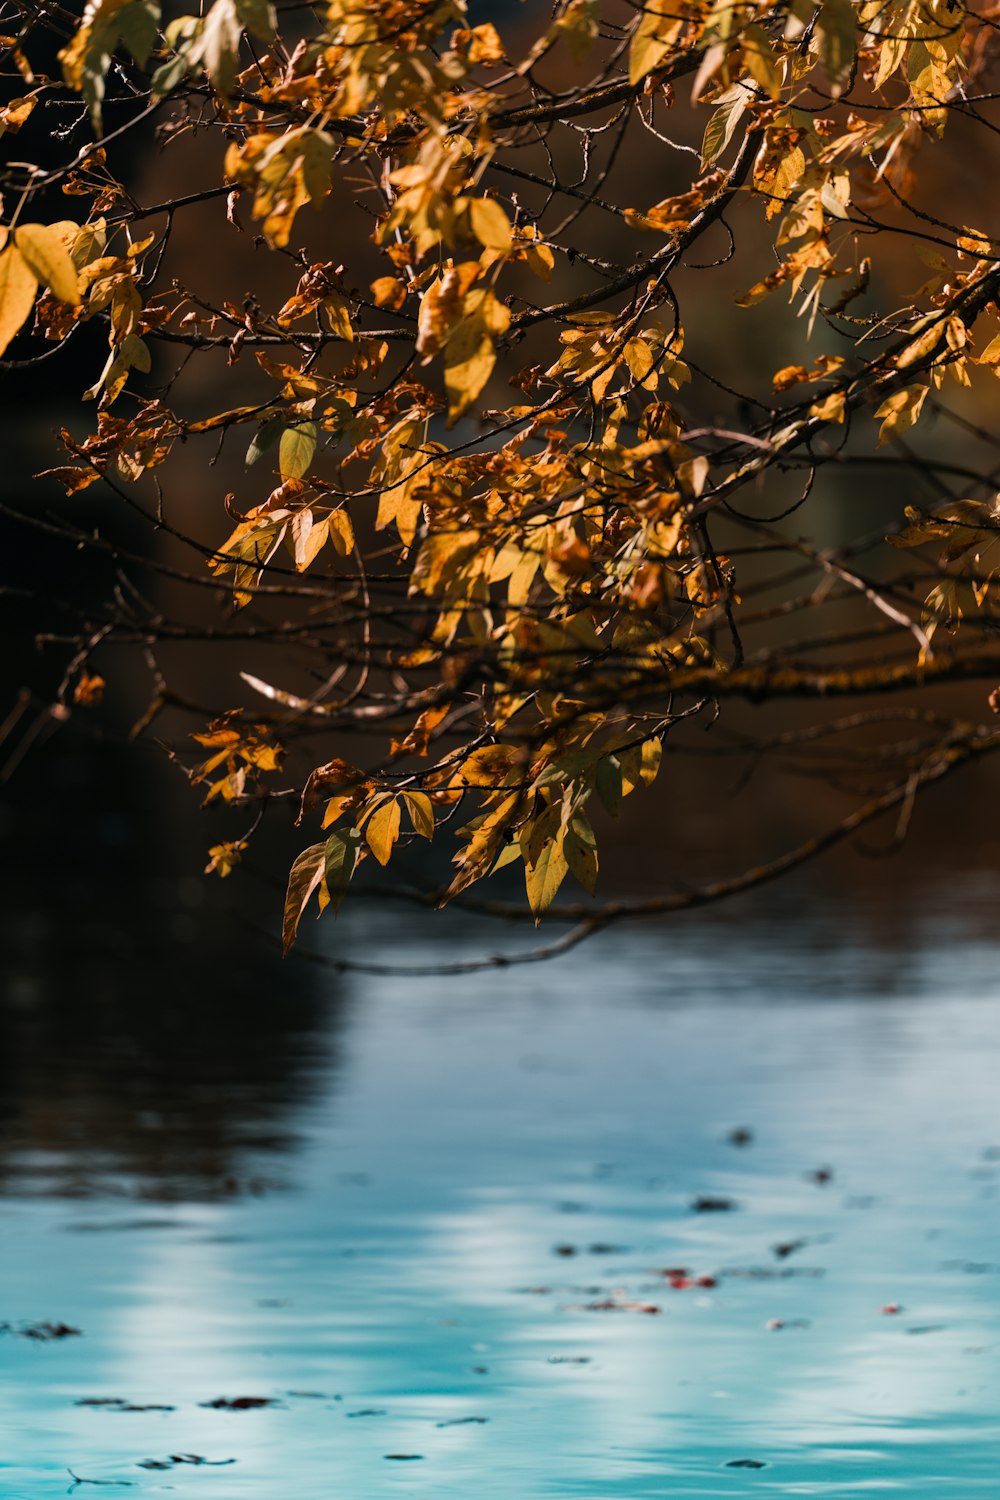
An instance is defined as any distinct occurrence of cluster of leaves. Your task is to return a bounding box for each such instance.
[5,0,1000,957]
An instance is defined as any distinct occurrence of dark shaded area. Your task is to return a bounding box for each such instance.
[1,521,343,1196]
[0,718,343,1199]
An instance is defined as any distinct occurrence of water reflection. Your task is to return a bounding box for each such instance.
[0,900,998,1497]
[0,729,342,1199]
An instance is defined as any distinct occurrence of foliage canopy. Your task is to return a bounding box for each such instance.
[4,0,1000,962]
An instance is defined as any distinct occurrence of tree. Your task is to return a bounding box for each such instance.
[3,0,1000,967]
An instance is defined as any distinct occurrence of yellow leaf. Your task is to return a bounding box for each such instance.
[371,275,407,309]
[442,286,511,425]
[957,226,991,259]
[321,792,357,828]
[441,790,522,903]
[403,791,434,839]
[640,736,662,785]
[875,32,906,89]
[416,261,479,359]
[701,89,746,168]
[279,420,316,480]
[524,240,554,281]
[365,798,400,866]
[896,320,945,371]
[14,223,81,306]
[629,3,675,85]
[225,128,334,249]
[975,331,1000,367]
[0,244,38,357]
[809,390,846,423]
[468,197,512,251]
[0,95,37,134]
[327,508,355,555]
[521,816,569,920]
[454,21,504,65]
[205,840,246,878]
[623,337,656,387]
[323,292,354,341]
[459,744,519,786]
[874,384,928,446]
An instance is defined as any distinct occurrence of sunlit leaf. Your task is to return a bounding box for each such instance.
[279,420,317,480]
[14,224,81,305]
[0,245,38,357]
[365,798,401,866]
[874,384,928,446]
[468,197,512,251]
[521,807,569,920]
[403,791,435,840]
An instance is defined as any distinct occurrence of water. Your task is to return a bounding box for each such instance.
[1,905,998,1496]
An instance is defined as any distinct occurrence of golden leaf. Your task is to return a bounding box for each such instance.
[443,287,511,424]
[205,840,246,878]
[323,292,353,341]
[896,320,945,371]
[874,384,928,446]
[442,791,522,903]
[629,3,677,85]
[459,744,519,786]
[468,196,512,251]
[327,508,355,555]
[403,791,435,839]
[371,275,407,310]
[454,22,504,65]
[0,244,39,357]
[37,464,101,495]
[225,128,334,249]
[521,808,569,920]
[809,390,846,423]
[365,798,400,866]
[0,95,37,134]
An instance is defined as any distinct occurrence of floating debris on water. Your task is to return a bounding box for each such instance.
[137,1455,235,1471]
[199,1396,279,1410]
[75,1399,175,1413]
[2,1320,82,1341]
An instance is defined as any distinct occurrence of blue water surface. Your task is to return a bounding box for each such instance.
[1,904,998,1496]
